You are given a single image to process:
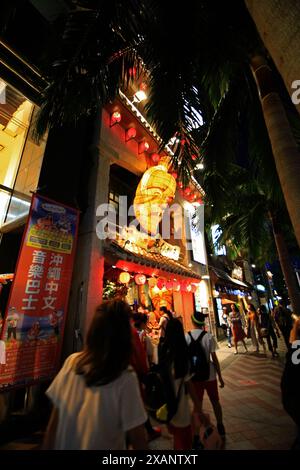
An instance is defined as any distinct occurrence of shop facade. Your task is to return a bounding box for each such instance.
[210,266,254,339]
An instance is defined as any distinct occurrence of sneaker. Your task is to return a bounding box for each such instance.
[217,423,226,437]
[147,428,161,442]
[228,344,232,348]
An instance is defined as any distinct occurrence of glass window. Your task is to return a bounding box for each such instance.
[0,79,46,227]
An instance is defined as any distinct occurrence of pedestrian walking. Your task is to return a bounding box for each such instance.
[273,300,293,349]
[43,299,147,450]
[158,317,208,450]
[185,311,226,447]
[247,304,265,353]
[222,307,232,348]
[229,304,248,355]
[257,305,279,357]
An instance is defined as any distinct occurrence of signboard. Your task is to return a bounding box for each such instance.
[119,226,180,261]
[0,194,79,390]
[188,205,206,265]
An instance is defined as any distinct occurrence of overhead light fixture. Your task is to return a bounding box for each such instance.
[195,163,204,170]
[251,264,256,268]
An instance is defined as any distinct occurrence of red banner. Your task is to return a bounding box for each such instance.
[0,194,79,390]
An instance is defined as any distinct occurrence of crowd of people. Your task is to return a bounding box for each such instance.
[221,300,292,358]
[41,298,300,451]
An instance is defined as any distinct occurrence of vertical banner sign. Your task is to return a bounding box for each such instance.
[0,194,79,390]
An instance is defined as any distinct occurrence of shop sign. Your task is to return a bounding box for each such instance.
[120,226,180,261]
[0,194,79,390]
[231,266,243,281]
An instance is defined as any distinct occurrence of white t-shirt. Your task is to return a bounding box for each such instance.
[46,353,147,450]
[185,329,218,382]
[170,374,192,428]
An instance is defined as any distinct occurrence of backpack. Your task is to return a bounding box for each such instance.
[187,331,210,381]
[143,363,183,424]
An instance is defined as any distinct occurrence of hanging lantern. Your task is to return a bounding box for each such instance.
[172,281,180,292]
[133,165,176,235]
[134,273,146,285]
[110,111,122,127]
[119,271,131,284]
[138,141,150,154]
[184,187,191,196]
[125,127,137,142]
[157,278,165,290]
[192,154,197,161]
[171,171,178,179]
[151,153,161,164]
[180,139,186,146]
[166,280,173,290]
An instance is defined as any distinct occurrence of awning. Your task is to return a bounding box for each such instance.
[210,267,253,290]
[104,239,205,282]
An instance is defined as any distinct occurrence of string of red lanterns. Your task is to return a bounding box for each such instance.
[118,271,199,292]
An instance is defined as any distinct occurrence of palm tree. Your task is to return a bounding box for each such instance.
[200,79,300,312]
[34,0,300,248]
[245,0,300,117]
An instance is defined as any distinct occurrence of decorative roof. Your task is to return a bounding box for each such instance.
[105,239,205,280]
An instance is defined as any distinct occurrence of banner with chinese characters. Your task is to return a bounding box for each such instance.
[0,194,79,390]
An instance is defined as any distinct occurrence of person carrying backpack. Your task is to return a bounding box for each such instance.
[186,311,225,449]
[146,317,208,450]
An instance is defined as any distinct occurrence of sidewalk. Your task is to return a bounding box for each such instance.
[149,336,296,450]
[0,336,296,451]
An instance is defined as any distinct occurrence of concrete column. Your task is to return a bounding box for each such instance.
[62,110,111,358]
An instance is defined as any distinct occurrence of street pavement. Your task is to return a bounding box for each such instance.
[0,336,296,451]
[149,335,297,450]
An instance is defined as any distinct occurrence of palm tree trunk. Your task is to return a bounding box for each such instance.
[245,0,300,116]
[250,55,300,248]
[270,211,300,313]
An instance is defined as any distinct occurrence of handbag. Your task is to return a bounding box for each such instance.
[260,328,269,338]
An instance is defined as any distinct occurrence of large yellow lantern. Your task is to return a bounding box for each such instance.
[134,164,176,235]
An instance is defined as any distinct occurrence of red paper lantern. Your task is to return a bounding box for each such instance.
[192,154,197,161]
[171,171,178,179]
[119,271,131,284]
[184,187,191,196]
[180,139,186,146]
[138,141,150,154]
[157,278,165,290]
[125,127,137,142]
[151,153,161,164]
[134,273,146,285]
[110,111,122,126]
[166,280,173,290]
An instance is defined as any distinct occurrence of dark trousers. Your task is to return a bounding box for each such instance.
[7,327,16,340]
[266,327,278,352]
[280,327,291,349]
